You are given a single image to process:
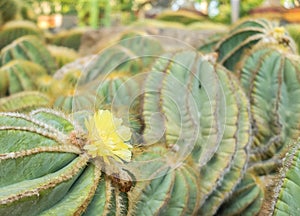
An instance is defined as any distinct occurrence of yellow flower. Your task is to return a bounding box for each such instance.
[84,110,132,163]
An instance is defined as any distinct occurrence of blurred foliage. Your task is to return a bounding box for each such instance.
[209,0,264,24]
[21,0,290,26]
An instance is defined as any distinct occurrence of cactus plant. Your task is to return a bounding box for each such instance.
[0,35,58,74]
[0,60,48,97]
[0,20,42,50]
[47,45,79,68]
[214,18,296,71]
[237,44,300,175]
[0,108,134,215]
[47,28,87,51]
[139,50,254,215]
[0,107,204,216]
[0,0,19,26]
[0,45,264,215]
[198,34,223,54]
[0,91,50,112]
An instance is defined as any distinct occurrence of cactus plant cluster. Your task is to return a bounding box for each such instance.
[0,13,300,216]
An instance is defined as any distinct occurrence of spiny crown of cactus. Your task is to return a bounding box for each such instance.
[214,18,296,71]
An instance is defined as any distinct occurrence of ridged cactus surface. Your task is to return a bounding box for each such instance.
[0,60,47,97]
[271,141,300,215]
[215,18,296,71]
[237,45,300,175]
[0,35,57,74]
[0,20,42,50]
[47,45,79,69]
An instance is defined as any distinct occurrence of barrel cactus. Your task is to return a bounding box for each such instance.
[0,20,42,50]
[214,18,296,71]
[0,35,57,74]
[47,28,87,51]
[236,44,300,175]
[0,0,19,26]
[0,60,47,97]
[47,45,79,68]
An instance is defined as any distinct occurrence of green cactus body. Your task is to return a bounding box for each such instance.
[0,60,48,97]
[0,91,50,112]
[237,45,300,175]
[140,50,252,215]
[47,45,79,69]
[0,35,58,74]
[128,145,200,216]
[271,142,300,216]
[198,64,251,215]
[0,20,42,50]
[198,34,223,54]
[217,173,265,216]
[215,18,296,71]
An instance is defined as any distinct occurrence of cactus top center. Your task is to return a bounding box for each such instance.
[84,110,132,163]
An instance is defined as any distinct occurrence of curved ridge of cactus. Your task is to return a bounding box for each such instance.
[47,45,79,68]
[0,20,42,50]
[270,140,300,216]
[217,173,265,216]
[0,91,50,112]
[0,60,48,97]
[237,44,300,175]
[197,33,223,54]
[0,35,58,74]
[215,18,296,71]
[197,63,251,215]
[128,144,201,216]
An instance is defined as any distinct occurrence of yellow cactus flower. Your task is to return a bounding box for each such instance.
[84,110,132,163]
[272,27,285,40]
